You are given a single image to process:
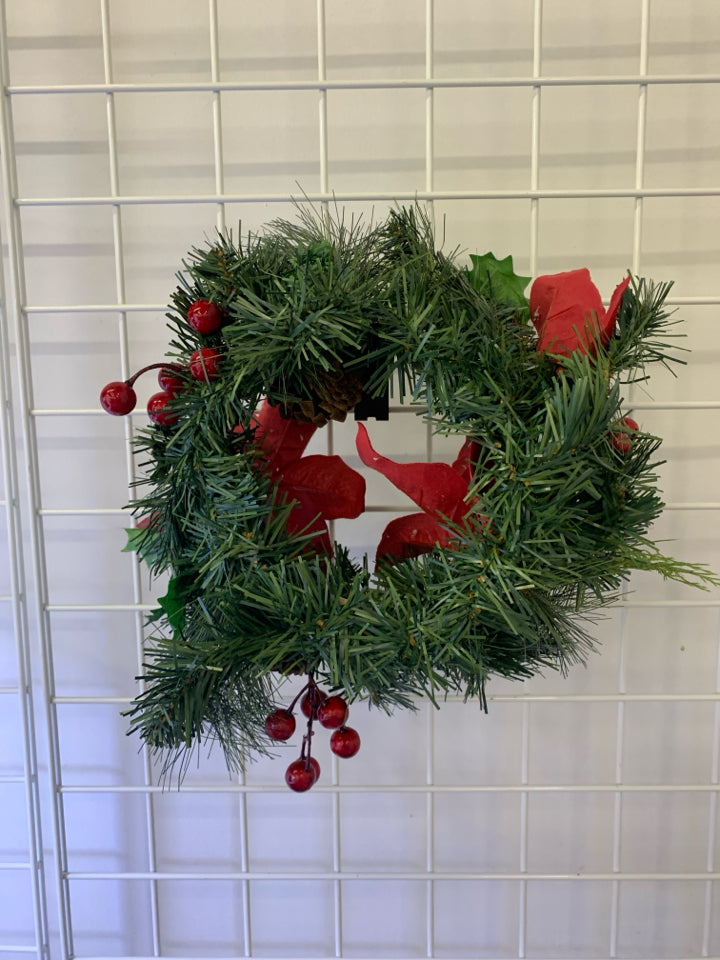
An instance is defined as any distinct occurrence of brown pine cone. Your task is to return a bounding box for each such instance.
[279,365,366,426]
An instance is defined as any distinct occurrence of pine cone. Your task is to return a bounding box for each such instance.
[280,366,366,426]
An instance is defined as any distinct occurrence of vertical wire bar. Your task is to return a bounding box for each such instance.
[701,623,720,955]
[424,0,435,466]
[424,0,435,231]
[0,4,74,954]
[519,8,543,952]
[207,4,250,951]
[0,175,50,960]
[529,0,544,276]
[316,0,335,506]
[425,701,435,958]
[331,750,343,958]
[632,0,651,277]
[315,3,342,953]
[609,610,627,958]
[208,0,226,235]
[610,7,651,950]
[98,2,162,952]
[424,7,436,949]
[317,0,330,203]
[237,770,252,958]
[518,701,530,959]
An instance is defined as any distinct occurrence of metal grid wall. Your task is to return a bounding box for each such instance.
[1,0,720,957]
[0,214,49,955]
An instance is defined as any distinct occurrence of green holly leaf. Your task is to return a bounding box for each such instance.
[122,527,144,553]
[147,575,193,634]
[467,252,531,307]
[123,523,164,565]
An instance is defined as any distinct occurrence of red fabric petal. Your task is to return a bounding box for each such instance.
[376,513,455,565]
[606,275,632,328]
[530,268,608,356]
[280,454,366,521]
[250,399,318,476]
[452,437,483,487]
[356,424,470,523]
[282,499,332,555]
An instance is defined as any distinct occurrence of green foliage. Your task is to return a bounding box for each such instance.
[149,576,194,635]
[466,251,531,309]
[122,203,718,779]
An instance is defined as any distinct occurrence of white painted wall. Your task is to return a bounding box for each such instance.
[1,1,720,957]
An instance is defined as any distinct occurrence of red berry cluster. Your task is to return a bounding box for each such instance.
[611,416,640,454]
[265,675,361,792]
[99,300,225,425]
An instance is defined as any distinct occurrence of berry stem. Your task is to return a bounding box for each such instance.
[300,672,317,768]
[287,678,311,715]
[301,717,315,767]
[126,362,182,387]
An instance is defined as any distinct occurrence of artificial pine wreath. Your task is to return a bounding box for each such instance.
[100,205,716,787]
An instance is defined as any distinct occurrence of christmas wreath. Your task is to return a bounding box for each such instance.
[100,206,716,788]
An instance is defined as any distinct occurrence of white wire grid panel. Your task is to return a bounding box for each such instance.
[0,220,49,954]
[1,0,720,957]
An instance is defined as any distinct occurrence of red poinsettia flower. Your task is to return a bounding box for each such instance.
[530,268,631,357]
[249,399,366,554]
[356,424,484,565]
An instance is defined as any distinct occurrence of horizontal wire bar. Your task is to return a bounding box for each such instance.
[55,696,132,703]
[45,604,155,612]
[21,295,720,314]
[27,400,720,417]
[34,502,720,516]
[665,503,720,510]
[7,73,720,96]
[31,503,720,518]
[32,409,144,416]
[38,489,720,516]
[629,401,720,410]
[0,686,20,694]
[57,783,720,795]
[53,692,720,706]
[622,599,720,607]
[39,508,127,516]
[37,505,409,516]
[14,186,720,207]
[0,775,25,784]
[67,956,720,960]
[0,948,41,955]
[0,861,31,870]
[25,303,166,314]
[664,297,720,306]
[42,598,720,613]
[63,868,720,881]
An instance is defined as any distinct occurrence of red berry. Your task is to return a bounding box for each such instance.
[100,380,136,416]
[301,688,328,720]
[190,347,223,381]
[265,709,296,741]
[285,758,317,792]
[330,726,361,758]
[317,695,349,729]
[187,299,223,335]
[158,367,185,396]
[612,416,639,454]
[147,391,178,426]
